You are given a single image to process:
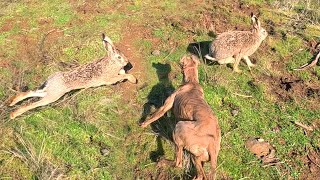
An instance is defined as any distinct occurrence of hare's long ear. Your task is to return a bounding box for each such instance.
[179,55,188,67]
[251,14,260,30]
[102,33,115,53]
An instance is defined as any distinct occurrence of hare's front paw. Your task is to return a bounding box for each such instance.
[139,122,148,128]
[128,74,138,84]
[119,69,126,75]
[10,111,18,119]
[233,68,242,73]
[248,63,256,67]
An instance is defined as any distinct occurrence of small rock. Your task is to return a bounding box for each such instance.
[231,109,239,116]
[151,50,161,56]
[100,148,110,156]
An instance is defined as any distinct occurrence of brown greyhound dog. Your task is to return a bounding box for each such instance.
[140,55,221,180]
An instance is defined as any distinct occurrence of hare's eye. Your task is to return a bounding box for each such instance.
[117,56,122,59]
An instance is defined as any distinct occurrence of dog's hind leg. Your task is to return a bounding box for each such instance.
[175,145,183,168]
[192,156,207,180]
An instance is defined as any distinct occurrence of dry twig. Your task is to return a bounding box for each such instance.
[293,121,314,131]
[232,93,253,98]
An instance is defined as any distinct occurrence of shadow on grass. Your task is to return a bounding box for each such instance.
[187,41,215,64]
[140,63,197,179]
[140,63,176,162]
[187,41,234,72]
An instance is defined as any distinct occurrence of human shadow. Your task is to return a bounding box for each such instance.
[140,62,176,162]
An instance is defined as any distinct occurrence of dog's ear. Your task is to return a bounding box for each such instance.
[191,55,200,66]
[179,55,188,67]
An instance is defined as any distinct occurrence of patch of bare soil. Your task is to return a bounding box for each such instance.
[8,28,64,91]
[13,35,38,62]
[157,1,261,41]
[0,60,10,68]
[113,23,151,100]
[299,148,320,180]
[69,0,115,15]
[37,17,54,26]
[258,73,320,109]
[214,0,261,31]
[0,18,29,33]
[134,159,178,180]
[0,18,14,33]
[38,29,65,64]
[134,167,171,180]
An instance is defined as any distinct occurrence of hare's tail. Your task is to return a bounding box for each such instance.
[204,54,217,61]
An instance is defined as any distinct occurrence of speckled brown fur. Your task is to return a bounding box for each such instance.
[205,14,268,72]
[9,34,137,119]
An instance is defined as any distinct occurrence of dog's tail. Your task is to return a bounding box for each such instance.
[204,54,217,61]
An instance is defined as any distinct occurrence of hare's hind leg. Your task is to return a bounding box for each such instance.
[243,56,256,70]
[10,91,65,119]
[9,90,47,106]
[233,55,242,73]
[217,57,235,64]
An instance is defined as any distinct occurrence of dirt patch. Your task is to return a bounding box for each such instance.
[69,0,113,15]
[112,22,151,100]
[300,148,320,180]
[7,28,65,91]
[258,73,320,107]
[12,35,39,63]
[0,60,10,68]
[0,18,29,33]
[38,29,65,64]
[164,1,261,39]
[37,17,54,26]
[0,18,14,33]
[11,28,64,64]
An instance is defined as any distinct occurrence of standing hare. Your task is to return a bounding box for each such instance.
[9,34,137,119]
[141,55,221,180]
[205,14,268,72]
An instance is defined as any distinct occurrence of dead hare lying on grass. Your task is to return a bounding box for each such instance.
[141,55,221,180]
[205,14,268,73]
[9,34,137,119]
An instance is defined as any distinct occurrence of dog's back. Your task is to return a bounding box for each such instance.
[173,83,216,123]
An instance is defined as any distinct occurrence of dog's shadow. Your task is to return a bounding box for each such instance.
[140,63,177,162]
[187,41,222,67]
[140,62,201,179]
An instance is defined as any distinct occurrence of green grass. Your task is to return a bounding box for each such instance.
[0,0,319,179]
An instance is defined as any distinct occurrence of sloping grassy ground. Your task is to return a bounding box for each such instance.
[0,0,319,179]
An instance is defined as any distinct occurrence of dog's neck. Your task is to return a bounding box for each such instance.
[183,66,199,84]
